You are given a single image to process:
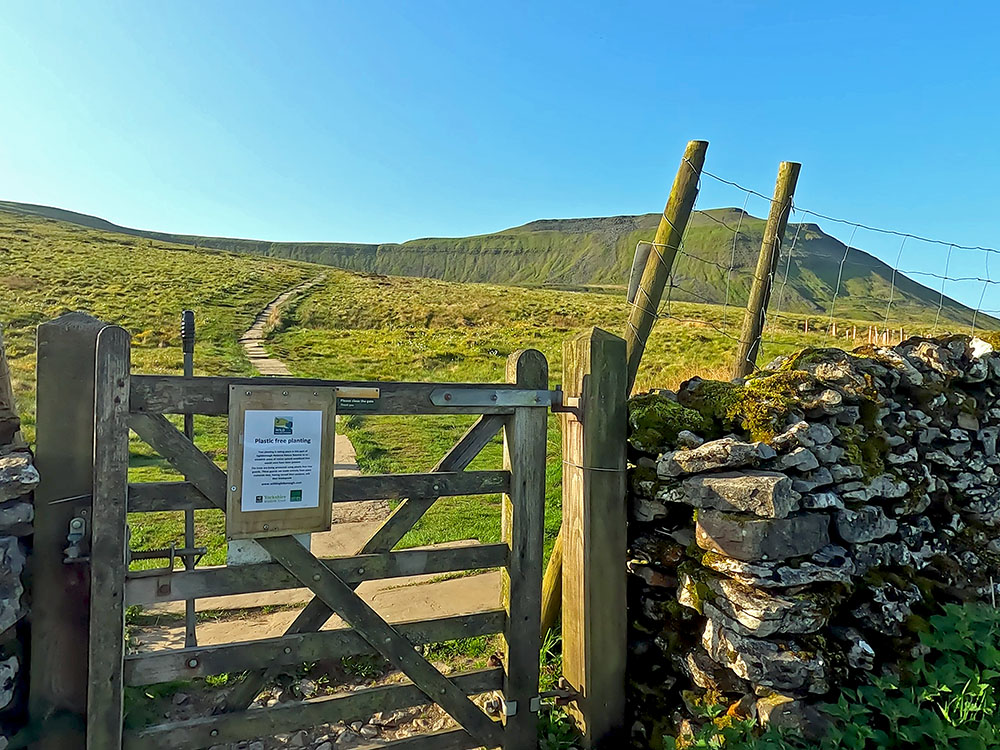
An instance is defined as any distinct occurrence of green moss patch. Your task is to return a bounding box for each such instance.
[628,393,712,453]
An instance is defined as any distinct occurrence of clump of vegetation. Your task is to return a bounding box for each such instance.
[629,393,712,452]
[663,602,1000,750]
[677,370,814,442]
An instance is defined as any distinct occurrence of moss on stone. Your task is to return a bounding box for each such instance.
[678,370,815,442]
[836,401,888,479]
[628,393,711,453]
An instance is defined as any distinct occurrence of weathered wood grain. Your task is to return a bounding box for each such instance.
[624,139,707,390]
[87,326,131,750]
[29,312,107,750]
[125,610,505,685]
[123,668,502,749]
[131,375,529,416]
[219,413,506,713]
[125,544,508,605]
[126,470,508,513]
[256,535,502,747]
[561,328,628,748]
[128,412,227,508]
[733,161,801,378]
[500,349,548,749]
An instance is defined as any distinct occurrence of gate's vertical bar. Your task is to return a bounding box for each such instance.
[501,349,548,749]
[30,313,107,750]
[87,326,131,750]
[181,309,198,648]
[561,328,628,748]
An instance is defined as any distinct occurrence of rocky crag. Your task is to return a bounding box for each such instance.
[626,334,1000,746]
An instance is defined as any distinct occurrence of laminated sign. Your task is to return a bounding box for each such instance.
[226,386,336,539]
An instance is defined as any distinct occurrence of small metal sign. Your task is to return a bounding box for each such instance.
[226,386,336,540]
[337,397,379,413]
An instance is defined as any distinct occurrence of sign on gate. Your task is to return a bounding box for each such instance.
[226,385,336,539]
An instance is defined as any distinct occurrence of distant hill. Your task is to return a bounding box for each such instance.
[0,200,990,326]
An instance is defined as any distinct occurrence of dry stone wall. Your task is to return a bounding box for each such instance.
[0,332,36,747]
[626,335,1000,745]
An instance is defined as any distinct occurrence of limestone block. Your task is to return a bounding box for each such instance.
[701,545,855,588]
[0,452,37,503]
[702,617,828,693]
[0,536,25,633]
[658,438,776,478]
[680,471,799,518]
[835,506,897,544]
[696,510,829,562]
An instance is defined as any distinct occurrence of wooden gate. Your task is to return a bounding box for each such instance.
[81,323,550,750]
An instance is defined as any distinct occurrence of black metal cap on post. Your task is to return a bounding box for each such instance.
[181,310,195,355]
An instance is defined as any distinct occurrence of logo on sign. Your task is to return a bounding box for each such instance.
[290,489,303,503]
[273,417,293,435]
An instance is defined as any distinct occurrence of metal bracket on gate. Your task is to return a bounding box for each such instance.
[127,543,207,578]
[430,388,557,408]
[63,516,89,563]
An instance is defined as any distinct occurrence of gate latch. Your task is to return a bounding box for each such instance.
[63,516,88,563]
[127,544,207,578]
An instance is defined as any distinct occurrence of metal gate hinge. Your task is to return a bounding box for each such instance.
[430,388,556,408]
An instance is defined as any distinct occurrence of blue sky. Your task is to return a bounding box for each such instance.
[2,1,1000,308]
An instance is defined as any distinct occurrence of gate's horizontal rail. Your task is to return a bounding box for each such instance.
[127,470,509,513]
[122,667,501,749]
[131,374,542,416]
[125,609,505,686]
[353,729,481,750]
[125,544,507,605]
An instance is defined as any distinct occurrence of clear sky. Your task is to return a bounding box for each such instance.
[3,1,1000,307]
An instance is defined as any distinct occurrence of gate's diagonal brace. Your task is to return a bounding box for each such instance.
[221,415,506,711]
[212,414,505,712]
[129,413,227,510]
[130,410,508,734]
[257,535,502,748]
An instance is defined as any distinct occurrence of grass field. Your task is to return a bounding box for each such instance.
[264,269,953,555]
[0,207,973,566]
[0,208,320,564]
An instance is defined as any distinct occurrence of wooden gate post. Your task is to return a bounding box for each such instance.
[29,313,108,750]
[561,327,628,748]
[87,327,131,750]
[732,161,801,379]
[501,349,548,750]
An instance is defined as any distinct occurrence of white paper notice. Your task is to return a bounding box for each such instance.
[241,409,323,512]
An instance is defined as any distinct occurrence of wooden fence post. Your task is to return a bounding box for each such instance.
[624,140,708,392]
[29,312,108,750]
[0,328,23,447]
[561,328,628,748]
[733,161,801,379]
[87,326,130,750]
[501,349,548,750]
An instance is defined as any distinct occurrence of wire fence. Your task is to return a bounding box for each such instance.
[631,165,1000,373]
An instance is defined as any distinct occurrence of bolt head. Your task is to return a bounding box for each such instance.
[210,729,218,737]
[357,567,365,575]
[444,392,452,401]
[230,486,238,492]
[312,573,321,581]
[187,658,198,668]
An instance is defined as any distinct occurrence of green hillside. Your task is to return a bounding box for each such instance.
[0,200,987,326]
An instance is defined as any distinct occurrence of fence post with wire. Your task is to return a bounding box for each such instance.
[732,161,801,378]
[624,139,709,391]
